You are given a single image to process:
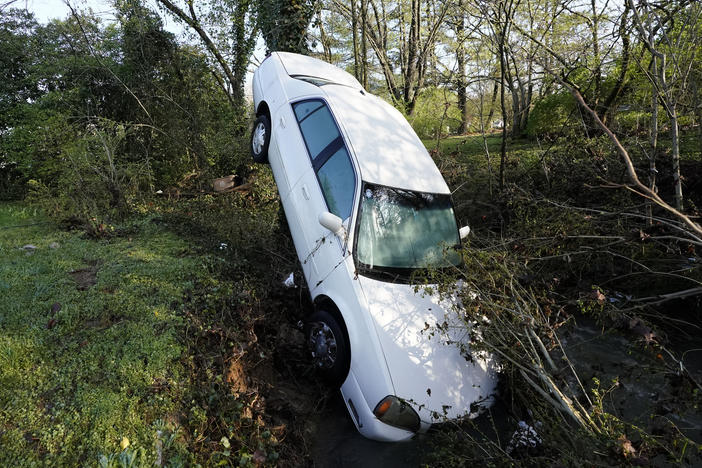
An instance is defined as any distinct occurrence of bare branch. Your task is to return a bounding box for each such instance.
[64,1,152,122]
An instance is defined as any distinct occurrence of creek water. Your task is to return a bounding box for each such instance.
[307,314,702,465]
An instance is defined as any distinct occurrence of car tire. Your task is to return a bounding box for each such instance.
[250,114,271,164]
[305,310,350,388]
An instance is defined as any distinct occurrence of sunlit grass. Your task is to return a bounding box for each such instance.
[0,204,199,466]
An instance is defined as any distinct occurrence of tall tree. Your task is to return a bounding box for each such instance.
[452,0,469,133]
[627,0,702,211]
[333,0,449,114]
[256,0,317,53]
[155,0,257,111]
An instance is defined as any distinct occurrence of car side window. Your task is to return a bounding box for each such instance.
[317,147,355,220]
[293,99,356,220]
[293,100,341,161]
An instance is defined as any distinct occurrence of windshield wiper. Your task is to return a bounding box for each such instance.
[356,264,418,283]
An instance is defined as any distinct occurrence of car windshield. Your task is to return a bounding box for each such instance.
[355,183,461,275]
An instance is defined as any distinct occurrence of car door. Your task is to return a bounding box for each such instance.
[289,98,357,290]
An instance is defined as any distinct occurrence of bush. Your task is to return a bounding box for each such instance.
[611,109,650,135]
[0,160,25,200]
[27,120,152,234]
[526,92,576,139]
[408,87,462,139]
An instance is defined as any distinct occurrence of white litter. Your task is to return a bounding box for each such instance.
[283,272,296,288]
[507,421,542,454]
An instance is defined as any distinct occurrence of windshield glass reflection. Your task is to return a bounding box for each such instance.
[355,183,461,278]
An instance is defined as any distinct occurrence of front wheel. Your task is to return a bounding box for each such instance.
[305,310,350,388]
[250,114,270,164]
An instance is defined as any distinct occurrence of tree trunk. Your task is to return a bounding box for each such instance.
[647,55,659,225]
[360,0,368,88]
[479,89,494,195]
[600,2,631,125]
[351,0,359,80]
[498,29,508,190]
[486,78,499,125]
[456,2,468,134]
[318,11,332,62]
[671,108,683,210]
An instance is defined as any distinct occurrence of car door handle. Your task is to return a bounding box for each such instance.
[301,184,310,200]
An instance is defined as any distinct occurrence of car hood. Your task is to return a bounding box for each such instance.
[357,275,497,422]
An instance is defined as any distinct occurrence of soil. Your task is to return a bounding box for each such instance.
[69,260,99,290]
[561,315,702,464]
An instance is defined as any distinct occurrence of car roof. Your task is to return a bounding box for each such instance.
[266,52,450,195]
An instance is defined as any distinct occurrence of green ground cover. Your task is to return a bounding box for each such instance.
[0,183,317,467]
[0,203,200,465]
[2,131,701,466]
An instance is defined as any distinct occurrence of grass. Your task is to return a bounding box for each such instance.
[0,169,321,467]
[0,203,200,465]
[2,128,701,466]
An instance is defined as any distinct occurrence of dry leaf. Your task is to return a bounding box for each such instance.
[618,435,636,457]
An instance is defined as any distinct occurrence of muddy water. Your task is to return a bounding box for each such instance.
[307,316,702,466]
[310,393,426,467]
[561,316,702,459]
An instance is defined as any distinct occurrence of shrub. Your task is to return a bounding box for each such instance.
[611,109,650,135]
[0,160,25,200]
[526,92,576,139]
[408,87,462,139]
[27,120,152,234]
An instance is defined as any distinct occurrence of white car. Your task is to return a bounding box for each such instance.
[251,52,496,441]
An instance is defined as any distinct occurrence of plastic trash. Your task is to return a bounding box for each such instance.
[283,272,296,288]
[507,421,542,454]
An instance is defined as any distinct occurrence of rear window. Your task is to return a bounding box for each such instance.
[293,101,340,160]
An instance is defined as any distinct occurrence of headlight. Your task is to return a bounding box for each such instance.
[373,395,420,432]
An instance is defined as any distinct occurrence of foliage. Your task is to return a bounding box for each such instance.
[408,87,462,140]
[0,9,40,133]
[153,0,258,110]
[525,91,576,139]
[3,0,702,465]
[25,121,153,235]
[256,0,316,53]
[0,182,321,465]
[0,6,239,203]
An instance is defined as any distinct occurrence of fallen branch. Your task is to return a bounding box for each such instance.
[511,21,702,240]
[631,286,702,304]
[216,183,253,194]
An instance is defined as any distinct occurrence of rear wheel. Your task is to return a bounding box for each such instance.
[305,310,350,388]
[250,114,270,164]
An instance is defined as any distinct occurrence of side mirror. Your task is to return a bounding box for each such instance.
[459,225,471,240]
[319,212,344,236]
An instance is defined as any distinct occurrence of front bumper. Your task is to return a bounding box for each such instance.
[340,370,430,442]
